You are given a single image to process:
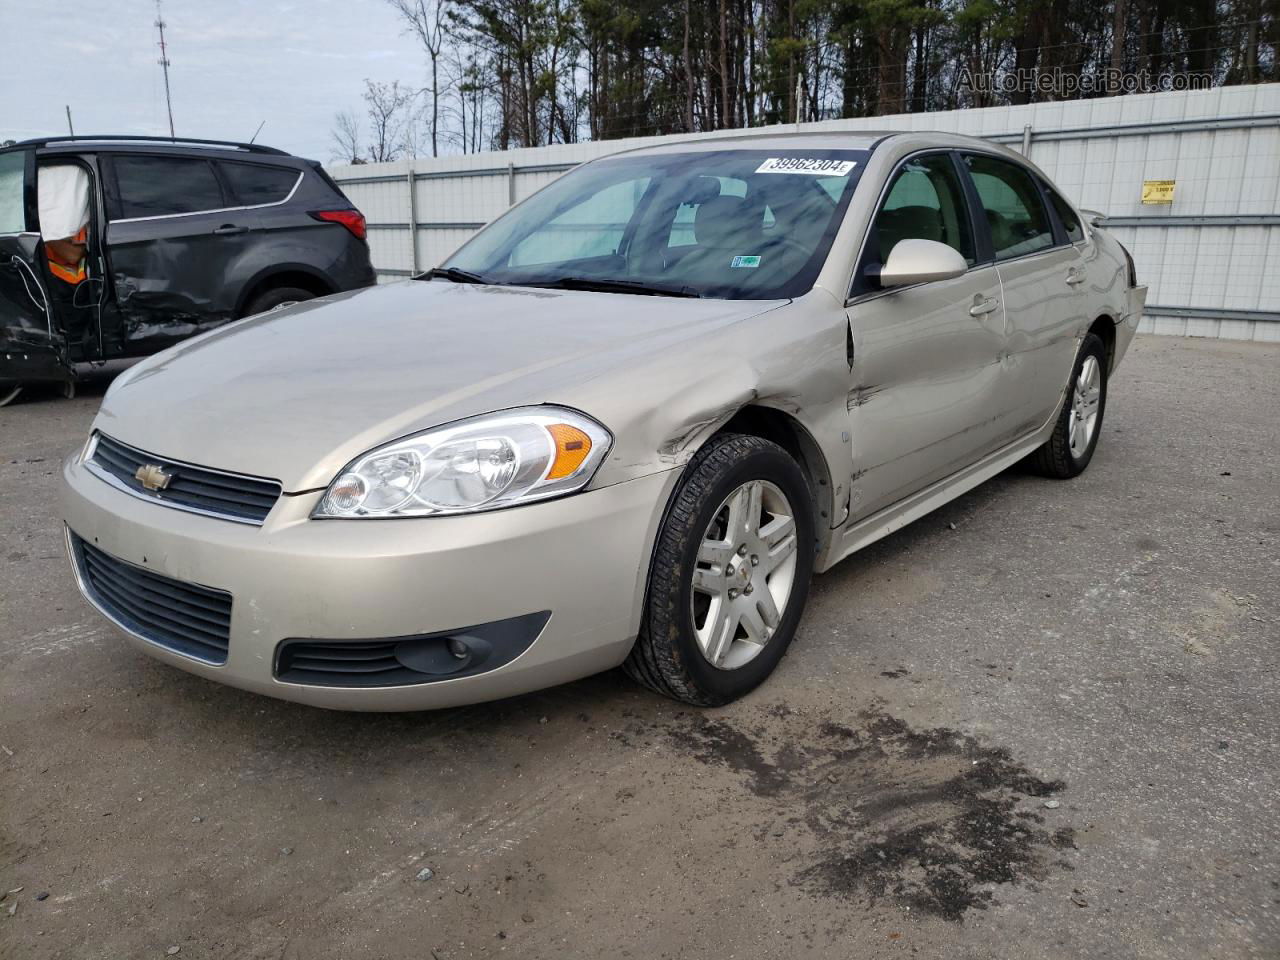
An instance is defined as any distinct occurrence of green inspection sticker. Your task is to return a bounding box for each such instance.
[730,255,761,268]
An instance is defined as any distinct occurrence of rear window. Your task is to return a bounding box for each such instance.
[963,154,1055,261]
[112,155,225,219]
[1046,186,1084,243]
[220,162,299,206]
[0,152,26,233]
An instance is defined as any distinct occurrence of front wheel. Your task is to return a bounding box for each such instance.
[1029,332,1108,478]
[624,433,815,706]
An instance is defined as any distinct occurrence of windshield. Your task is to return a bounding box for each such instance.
[440,149,869,300]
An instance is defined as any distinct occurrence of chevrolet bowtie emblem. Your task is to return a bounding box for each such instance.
[135,463,173,491]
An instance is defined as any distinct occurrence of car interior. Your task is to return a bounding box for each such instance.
[37,160,105,359]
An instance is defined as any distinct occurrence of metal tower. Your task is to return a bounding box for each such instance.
[155,0,175,139]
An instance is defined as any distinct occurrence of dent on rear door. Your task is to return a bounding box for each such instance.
[107,215,253,347]
[995,246,1086,432]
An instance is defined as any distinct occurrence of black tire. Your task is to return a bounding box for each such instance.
[0,385,22,407]
[1029,332,1108,479]
[242,286,315,318]
[624,433,815,706]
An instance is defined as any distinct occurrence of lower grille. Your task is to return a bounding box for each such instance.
[278,640,408,686]
[71,533,232,665]
[89,433,281,525]
[276,612,550,688]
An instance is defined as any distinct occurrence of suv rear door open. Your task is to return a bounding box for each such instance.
[0,149,66,399]
[102,153,256,352]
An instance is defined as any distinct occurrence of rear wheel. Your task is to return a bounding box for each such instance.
[624,433,814,706]
[243,286,315,318]
[1030,332,1107,478]
[0,385,22,407]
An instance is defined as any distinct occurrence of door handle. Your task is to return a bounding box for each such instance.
[1065,269,1085,286]
[212,224,248,236]
[969,295,999,317]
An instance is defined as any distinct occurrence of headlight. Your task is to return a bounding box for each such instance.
[314,407,611,518]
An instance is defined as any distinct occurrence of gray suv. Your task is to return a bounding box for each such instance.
[0,135,376,404]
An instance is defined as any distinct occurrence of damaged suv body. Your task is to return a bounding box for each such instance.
[61,131,1147,711]
[0,136,375,403]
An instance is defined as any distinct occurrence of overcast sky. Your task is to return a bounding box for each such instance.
[1,0,425,160]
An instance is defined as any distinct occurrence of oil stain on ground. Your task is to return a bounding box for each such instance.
[668,705,1073,922]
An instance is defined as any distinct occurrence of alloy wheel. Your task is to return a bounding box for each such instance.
[1068,354,1102,458]
[690,479,799,670]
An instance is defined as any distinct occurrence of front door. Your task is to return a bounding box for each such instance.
[0,149,68,393]
[845,152,1008,522]
[102,152,253,355]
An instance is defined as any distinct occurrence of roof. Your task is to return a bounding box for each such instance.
[599,128,1011,162]
[1,135,291,159]
[613,130,888,159]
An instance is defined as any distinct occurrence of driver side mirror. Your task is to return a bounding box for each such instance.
[878,239,968,287]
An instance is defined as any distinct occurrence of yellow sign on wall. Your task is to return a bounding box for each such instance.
[1142,179,1176,204]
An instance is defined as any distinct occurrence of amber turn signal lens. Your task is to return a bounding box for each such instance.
[546,423,592,479]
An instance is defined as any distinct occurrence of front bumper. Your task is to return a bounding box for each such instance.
[61,455,678,710]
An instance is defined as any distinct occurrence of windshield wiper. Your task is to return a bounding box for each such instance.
[424,266,489,284]
[527,276,701,298]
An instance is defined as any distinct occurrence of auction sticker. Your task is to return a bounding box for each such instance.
[755,157,857,176]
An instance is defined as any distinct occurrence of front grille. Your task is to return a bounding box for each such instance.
[72,533,232,665]
[89,433,281,524]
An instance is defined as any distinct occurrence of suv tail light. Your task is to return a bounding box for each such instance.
[310,209,367,241]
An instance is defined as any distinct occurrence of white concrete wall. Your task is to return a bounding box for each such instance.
[331,82,1280,341]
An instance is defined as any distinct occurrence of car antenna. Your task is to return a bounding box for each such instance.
[249,120,266,145]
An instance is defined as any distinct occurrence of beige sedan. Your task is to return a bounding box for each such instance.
[61,131,1146,710]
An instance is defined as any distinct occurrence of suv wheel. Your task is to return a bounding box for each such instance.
[624,433,814,706]
[243,286,315,318]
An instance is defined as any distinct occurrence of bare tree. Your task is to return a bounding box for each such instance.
[363,79,413,163]
[330,110,365,164]
[401,94,433,158]
[386,0,450,157]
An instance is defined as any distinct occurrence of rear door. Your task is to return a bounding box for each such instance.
[0,149,66,389]
[959,152,1083,433]
[102,152,254,353]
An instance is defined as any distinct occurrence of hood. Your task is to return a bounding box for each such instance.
[95,280,778,492]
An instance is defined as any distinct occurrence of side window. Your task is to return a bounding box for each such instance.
[220,162,300,206]
[510,177,650,267]
[1045,186,1084,244]
[0,152,27,233]
[963,154,1054,260]
[111,155,225,220]
[874,154,975,266]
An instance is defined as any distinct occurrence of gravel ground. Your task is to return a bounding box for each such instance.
[1,335,1277,959]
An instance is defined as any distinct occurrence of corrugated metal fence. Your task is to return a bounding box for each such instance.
[330,82,1280,341]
